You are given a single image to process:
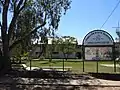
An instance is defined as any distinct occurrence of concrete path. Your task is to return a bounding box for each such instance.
[100,64,120,68]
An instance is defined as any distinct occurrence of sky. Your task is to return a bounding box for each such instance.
[57,0,120,44]
[1,0,120,44]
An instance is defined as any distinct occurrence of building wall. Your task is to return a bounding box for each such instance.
[50,51,76,59]
[31,44,80,59]
[114,42,120,58]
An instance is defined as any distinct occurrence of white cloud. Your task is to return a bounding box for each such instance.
[76,38,82,45]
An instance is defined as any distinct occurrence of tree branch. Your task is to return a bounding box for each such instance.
[2,0,10,37]
[0,0,4,6]
[9,22,46,51]
[0,21,2,28]
[16,0,24,11]
[9,0,47,51]
[18,0,27,12]
[8,0,27,42]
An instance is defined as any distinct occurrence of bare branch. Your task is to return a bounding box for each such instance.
[0,21,2,28]
[13,0,17,12]
[8,0,27,42]
[16,0,24,11]
[0,0,4,6]
[9,22,46,50]
[19,0,27,10]
[9,0,48,50]
[2,0,10,35]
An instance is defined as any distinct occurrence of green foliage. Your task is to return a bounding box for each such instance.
[0,0,71,51]
[23,52,29,57]
[14,0,72,39]
[0,0,71,71]
[53,36,77,59]
[10,0,72,55]
[11,43,29,59]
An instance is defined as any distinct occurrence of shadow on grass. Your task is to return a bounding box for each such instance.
[41,61,50,64]
[41,60,64,64]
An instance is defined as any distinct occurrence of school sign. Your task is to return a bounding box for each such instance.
[82,30,114,60]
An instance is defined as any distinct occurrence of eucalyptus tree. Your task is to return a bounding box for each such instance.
[55,36,77,60]
[0,0,71,72]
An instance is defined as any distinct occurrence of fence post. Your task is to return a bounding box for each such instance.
[114,59,116,72]
[63,59,64,71]
[83,60,84,72]
[96,60,99,73]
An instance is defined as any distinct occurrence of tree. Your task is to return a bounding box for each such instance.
[0,0,71,73]
[53,36,77,71]
[47,35,58,62]
[55,36,77,60]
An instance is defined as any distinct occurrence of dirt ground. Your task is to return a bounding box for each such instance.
[96,79,120,90]
[0,74,120,90]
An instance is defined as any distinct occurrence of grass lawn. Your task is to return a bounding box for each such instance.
[26,59,120,74]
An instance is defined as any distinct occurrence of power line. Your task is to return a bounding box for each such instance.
[100,0,120,29]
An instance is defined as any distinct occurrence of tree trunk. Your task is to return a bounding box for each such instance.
[0,40,11,75]
[0,0,11,75]
[3,39,11,68]
[64,53,67,61]
[0,37,11,75]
